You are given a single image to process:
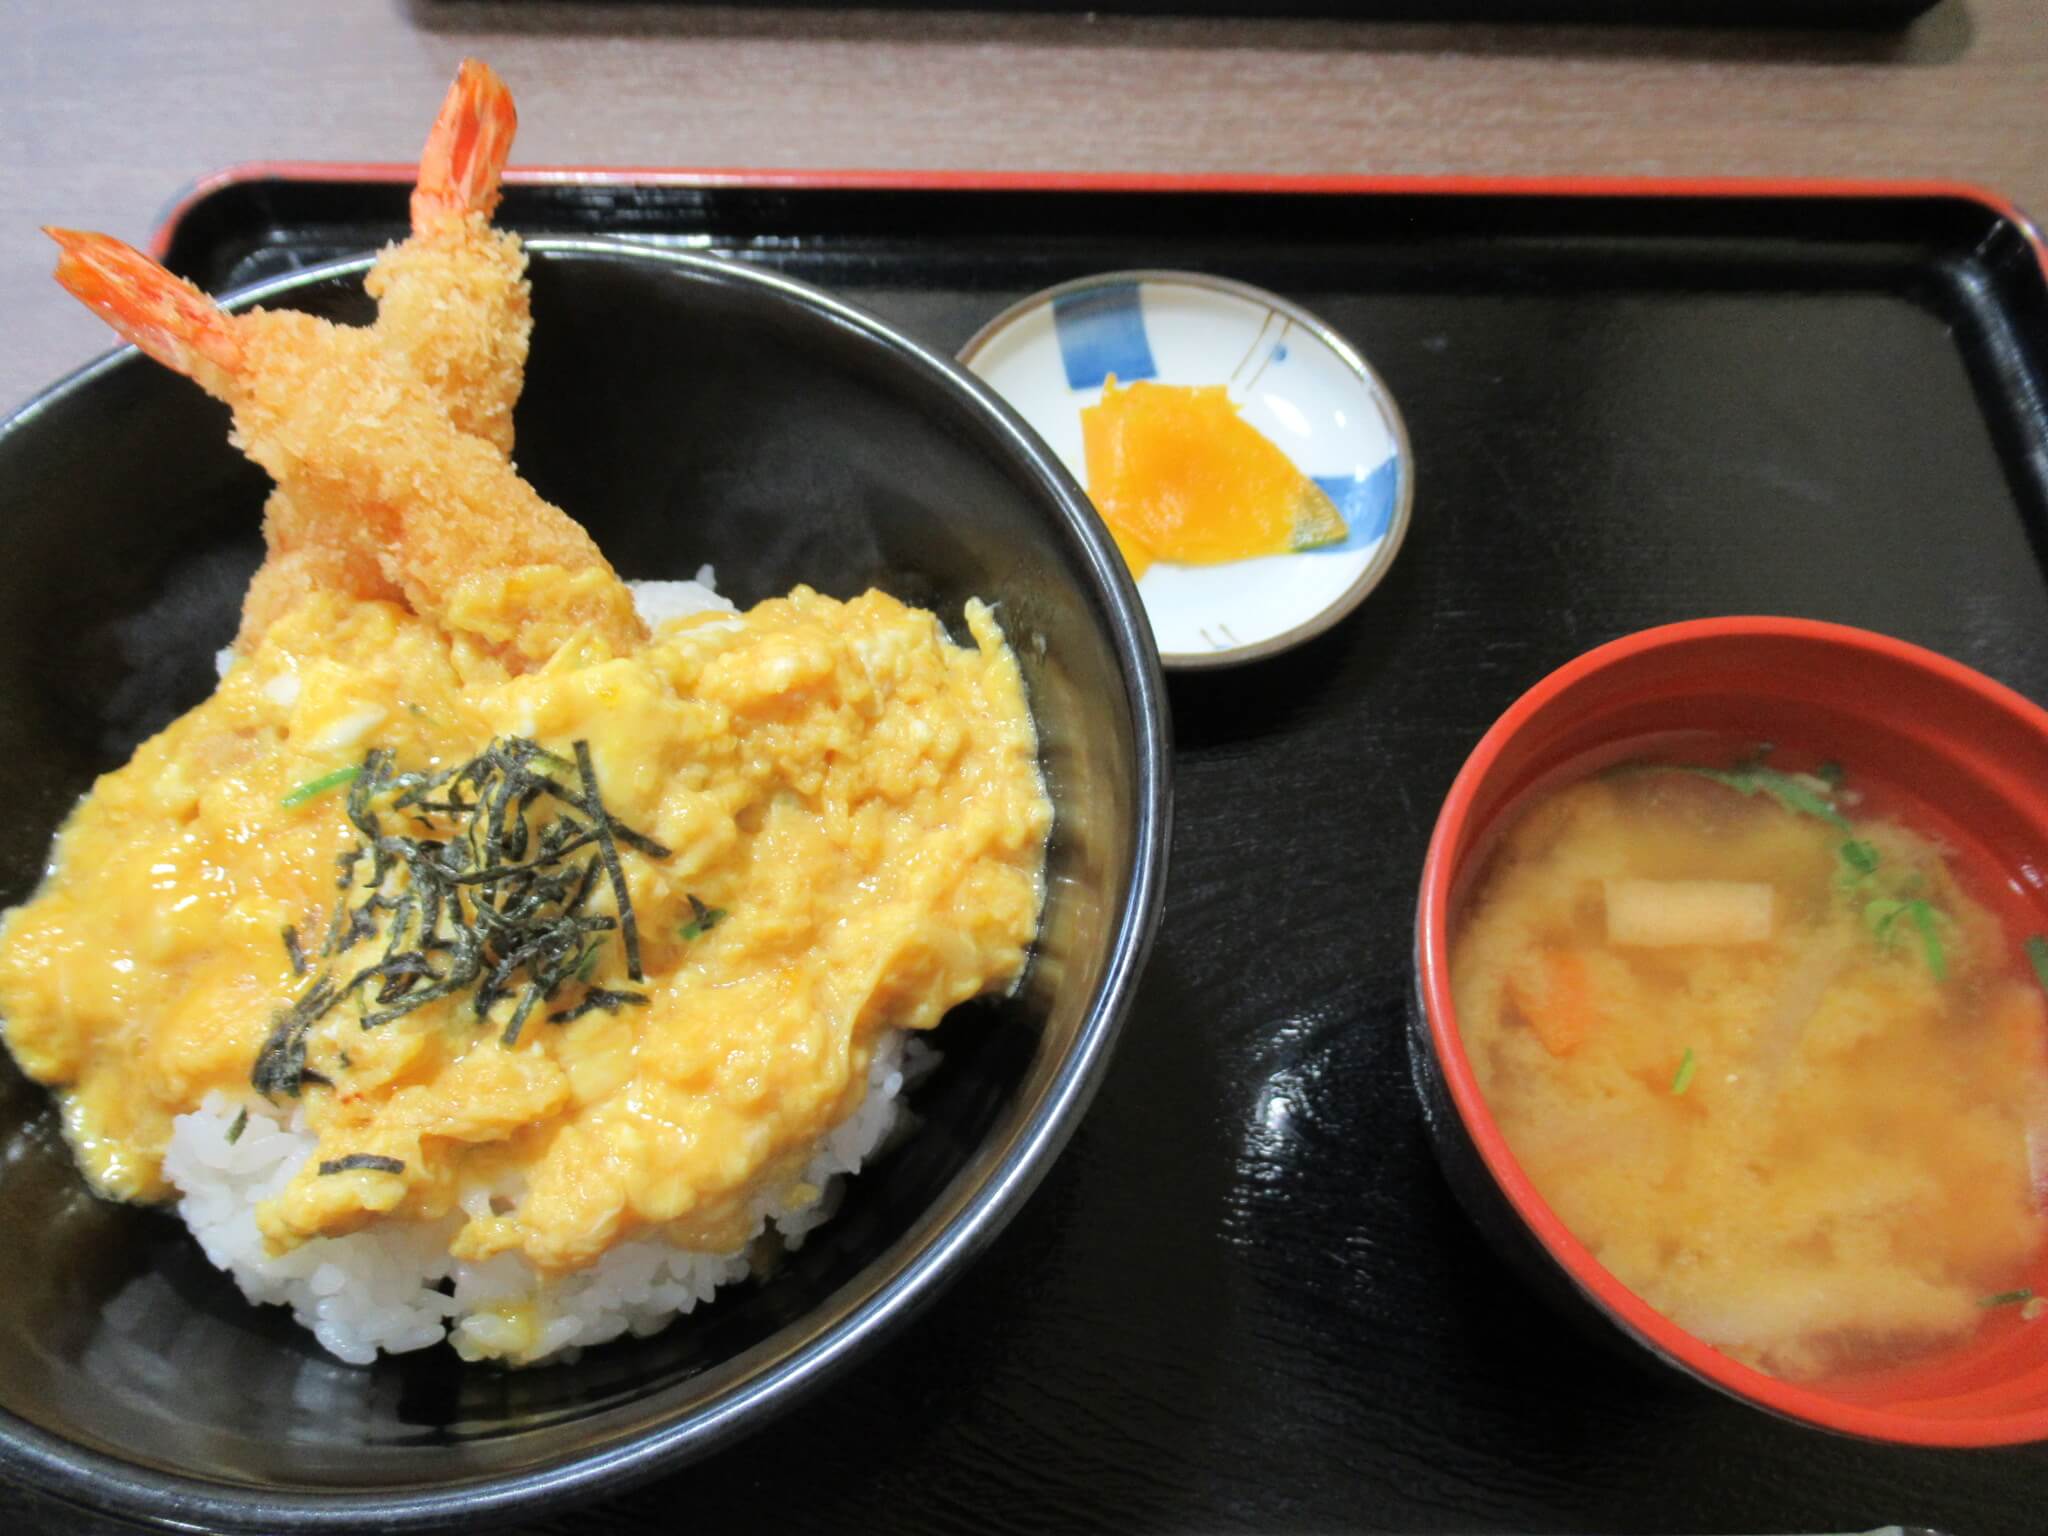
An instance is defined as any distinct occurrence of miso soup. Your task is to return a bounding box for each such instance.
[1451,749,2048,1381]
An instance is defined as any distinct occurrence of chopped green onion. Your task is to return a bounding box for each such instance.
[1908,899,1947,982]
[281,765,361,809]
[1671,1048,1698,1096]
[1835,838,1882,895]
[2027,934,2048,995]
[1815,761,1846,788]
[679,894,728,942]
[1981,1288,2034,1308]
[1664,764,1852,832]
[225,1108,248,1145]
[1864,898,1906,939]
[1864,896,1947,979]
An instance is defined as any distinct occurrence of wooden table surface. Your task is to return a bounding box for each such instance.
[3,0,2045,410]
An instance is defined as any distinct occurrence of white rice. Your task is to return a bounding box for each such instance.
[176,567,913,1368]
[623,566,738,630]
[163,1032,926,1367]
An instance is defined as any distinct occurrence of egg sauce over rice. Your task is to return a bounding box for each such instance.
[0,573,1049,1364]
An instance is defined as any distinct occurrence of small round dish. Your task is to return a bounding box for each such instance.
[1412,616,2048,1446]
[959,271,1413,669]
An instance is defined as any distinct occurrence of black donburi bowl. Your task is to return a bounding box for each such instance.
[0,240,1169,1531]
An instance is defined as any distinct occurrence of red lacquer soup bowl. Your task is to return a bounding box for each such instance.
[1411,616,2048,1446]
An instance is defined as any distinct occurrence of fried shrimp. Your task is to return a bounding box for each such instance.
[239,59,533,650]
[44,62,639,670]
[46,230,643,669]
[365,58,530,455]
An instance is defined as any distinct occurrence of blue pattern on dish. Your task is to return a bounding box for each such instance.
[1312,459,1400,552]
[1052,283,1158,390]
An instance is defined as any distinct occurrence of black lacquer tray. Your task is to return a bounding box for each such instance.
[21,171,2048,1534]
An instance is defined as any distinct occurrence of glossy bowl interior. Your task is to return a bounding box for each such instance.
[1414,616,2048,1446]
[0,242,1168,1529]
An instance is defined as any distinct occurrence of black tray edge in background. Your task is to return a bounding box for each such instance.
[152,164,2048,278]
[150,167,2048,574]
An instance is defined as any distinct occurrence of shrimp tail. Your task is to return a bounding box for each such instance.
[411,59,518,231]
[45,228,242,397]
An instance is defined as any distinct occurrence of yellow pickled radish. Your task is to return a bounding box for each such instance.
[1080,377,1346,579]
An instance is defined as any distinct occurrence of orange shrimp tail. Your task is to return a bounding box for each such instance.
[411,59,518,231]
[44,228,242,394]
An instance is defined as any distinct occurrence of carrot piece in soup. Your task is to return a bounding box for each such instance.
[1507,948,1600,1058]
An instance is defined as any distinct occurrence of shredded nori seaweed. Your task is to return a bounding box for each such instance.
[548,987,652,1025]
[574,740,643,982]
[253,737,668,1098]
[317,1153,406,1176]
[251,975,343,1098]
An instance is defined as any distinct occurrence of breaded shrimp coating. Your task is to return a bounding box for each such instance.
[238,60,533,652]
[229,313,641,666]
[365,222,531,457]
[364,59,531,457]
[47,235,643,670]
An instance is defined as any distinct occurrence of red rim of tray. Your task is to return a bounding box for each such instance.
[148,165,2048,291]
[1417,615,2048,1447]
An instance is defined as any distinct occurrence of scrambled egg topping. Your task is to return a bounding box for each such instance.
[0,575,1049,1274]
